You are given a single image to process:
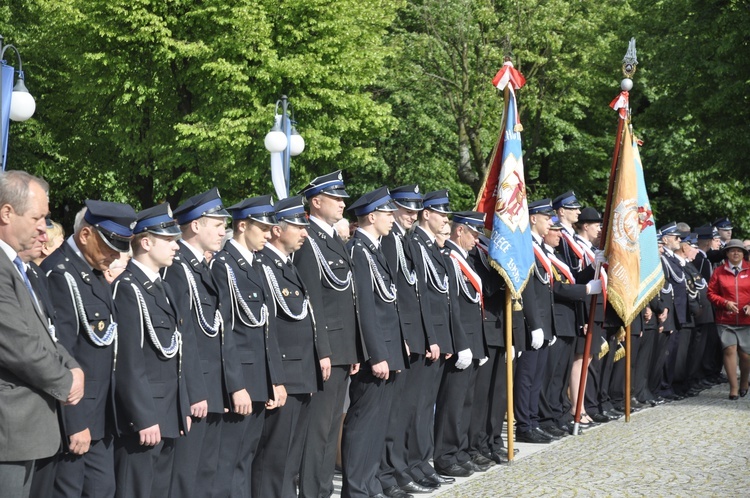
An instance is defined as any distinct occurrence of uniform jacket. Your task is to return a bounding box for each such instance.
[294,219,360,365]
[112,262,190,438]
[444,240,485,357]
[381,226,430,354]
[708,261,750,326]
[347,231,407,371]
[410,227,454,353]
[212,242,285,402]
[661,251,688,328]
[0,252,78,460]
[256,246,322,395]
[684,261,713,325]
[42,240,117,440]
[161,241,243,413]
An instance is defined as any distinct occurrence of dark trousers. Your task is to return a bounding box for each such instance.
[468,346,510,456]
[214,403,266,498]
[114,436,175,498]
[407,356,444,481]
[702,322,724,376]
[539,336,574,427]
[378,355,418,489]
[252,393,311,498]
[514,347,548,433]
[609,335,640,406]
[596,332,619,413]
[30,453,57,498]
[0,461,34,498]
[673,327,694,393]
[634,329,657,401]
[433,357,478,469]
[299,365,349,498]
[650,331,672,395]
[658,330,682,395]
[54,436,115,498]
[169,412,222,498]
[686,324,710,385]
[341,368,396,498]
[584,328,606,416]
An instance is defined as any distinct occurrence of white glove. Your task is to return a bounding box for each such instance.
[586,279,602,295]
[530,328,544,350]
[549,336,557,346]
[594,250,607,266]
[455,348,473,370]
[478,356,489,366]
[504,345,516,362]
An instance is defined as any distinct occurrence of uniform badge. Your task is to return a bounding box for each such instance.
[97,320,105,331]
[282,288,290,297]
[294,290,300,296]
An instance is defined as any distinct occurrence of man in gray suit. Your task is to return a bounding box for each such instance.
[0,170,84,498]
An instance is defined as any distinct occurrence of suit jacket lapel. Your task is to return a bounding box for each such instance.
[127,262,173,315]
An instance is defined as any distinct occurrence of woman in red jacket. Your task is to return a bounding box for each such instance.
[707,239,750,400]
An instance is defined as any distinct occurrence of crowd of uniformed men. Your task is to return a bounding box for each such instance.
[0,168,738,498]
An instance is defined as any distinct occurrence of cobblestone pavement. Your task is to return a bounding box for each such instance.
[332,382,750,497]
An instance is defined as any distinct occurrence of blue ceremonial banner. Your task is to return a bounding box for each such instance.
[632,132,664,313]
[476,83,534,299]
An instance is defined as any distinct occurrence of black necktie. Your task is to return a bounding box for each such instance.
[734,266,739,276]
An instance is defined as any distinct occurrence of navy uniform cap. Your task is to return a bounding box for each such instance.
[578,207,602,224]
[713,217,733,230]
[390,184,424,211]
[695,226,719,240]
[348,187,397,217]
[549,216,563,230]
[681,233,698,248]
[299,170,349,199]
[552,191,582,210]
[528,198,555,216]
[228,195,278,226]
[84,200,137,253]
[452,211,485,233]
[174,187,230,225]
[423,189,452,214]
[659,221,684,237]
[134,203,181,236]
[275,195,309,226]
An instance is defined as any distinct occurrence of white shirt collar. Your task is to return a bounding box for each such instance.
[309,216,335,238]
[66,235,94,271]
[416,225,436,243]
[265,242,291,264]
[230,238,254,263]
[356,227,380,249]
[445,239,467,259]
[0,238,18,266]
[181,239,206,263]
[393,222,406,237]
[131,259,161,282]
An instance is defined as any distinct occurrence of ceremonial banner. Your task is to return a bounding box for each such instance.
[604,124,663,324]
[475,62,533,298]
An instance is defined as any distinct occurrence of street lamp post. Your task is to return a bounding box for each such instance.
[265,95,304,199]
[0,35,36,171]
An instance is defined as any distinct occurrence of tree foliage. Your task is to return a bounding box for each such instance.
[0,0,747,233]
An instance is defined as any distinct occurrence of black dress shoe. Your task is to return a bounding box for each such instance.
[414,477,440,489]
[729,394,739,400]
[541,425,568,437]
[740,388,748,397]
[435,463,473,478]
[461,459,491,472]
[424,473,454,485]
[590,413,611,423]
[471,453,496,466]
[601,410,622,421]
[383,485,411,498]
[533,426,559,441]
[400,481,432,494]
[516,429,551,444]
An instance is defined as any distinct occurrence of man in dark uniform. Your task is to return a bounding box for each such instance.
[713,217,733,247]
[553,191,584,276]
[655,222,689,400]
[252,196,322,498]
[378,185,438,495]
[467,235,517,463]
[694,226,725,384]
[434,212,492,476]
[295,171,361,498]
[43,200,137,498]
[342,187,408,498]
[407,190,457,484]
[111,203,190,497]
[163,188,248,498]
[211,195,286,498]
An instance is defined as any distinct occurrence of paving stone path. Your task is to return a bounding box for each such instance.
[331,382,750,497]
